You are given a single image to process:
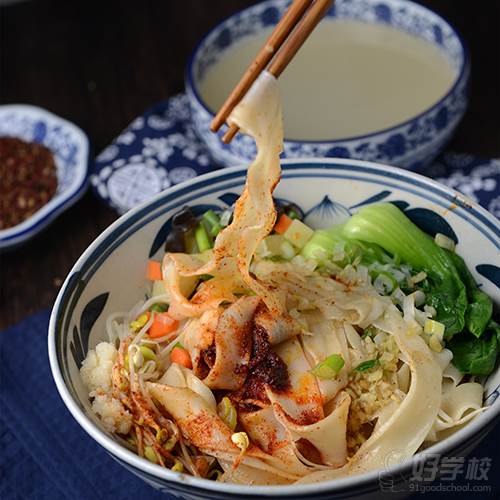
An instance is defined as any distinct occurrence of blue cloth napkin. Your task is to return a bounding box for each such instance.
[1,310,499,499]
[90,94,500,216]
[0,310,168,500]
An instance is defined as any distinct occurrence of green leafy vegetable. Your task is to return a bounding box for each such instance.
[300,224,391,268]
[488,319,500,341]
[354,359,380,372]
[342,203,467,338]
[447,251,493,338]
[448,322,498,375]
[300,225,353,265]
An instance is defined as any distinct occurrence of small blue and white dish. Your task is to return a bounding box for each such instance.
[50,158,499,499]
[0,104,90,249]
[186,0,469,170]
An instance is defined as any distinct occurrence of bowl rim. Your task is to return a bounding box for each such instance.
[185,0,469,145]
[0,103,90,248]
[49,158,500,496]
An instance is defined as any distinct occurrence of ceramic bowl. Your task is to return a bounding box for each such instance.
[185,0,469,170]
[0,104,90,249]
[49,158,499,499]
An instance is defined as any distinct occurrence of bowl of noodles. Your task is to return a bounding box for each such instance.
[49,74,499,498]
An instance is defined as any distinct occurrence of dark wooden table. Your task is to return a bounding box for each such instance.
[0,0,499,330]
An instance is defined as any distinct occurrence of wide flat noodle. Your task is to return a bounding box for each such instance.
[298,305,442,482]
[267,338,324,425]
[272,391,351,467]
[147,383,304,481]
[426,382,485,441]
[253,262,389,328]
[165,71,284,318]
[254,305,300,345]
[202,297,259,390]
[159,363,216,410]
[239,407,312,476]
[301,314,350,404]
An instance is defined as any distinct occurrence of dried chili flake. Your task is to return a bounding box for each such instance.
[0,137,58,229]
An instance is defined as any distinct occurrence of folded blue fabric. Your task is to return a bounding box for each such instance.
[0,310,168,500]
[1,310,498,499]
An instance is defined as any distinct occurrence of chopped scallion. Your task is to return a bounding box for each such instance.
[171,459,184,472]
[287,208,301,220]
[354,359,380,372]
[149,303,168,313]
[144,446,157,463]
[217,396,237,430]
[434,233,456,251]
[195,223,211,252]
[310,354,344,379]
[424,319,445,337]
[202,210,223,237]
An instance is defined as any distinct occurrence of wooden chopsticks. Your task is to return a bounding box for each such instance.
[210,0,334,144]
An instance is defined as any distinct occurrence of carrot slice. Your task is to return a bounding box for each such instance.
[274,214,293,234]
[170,346,192,369]
[149,312,179,338]
[147,260,162,281]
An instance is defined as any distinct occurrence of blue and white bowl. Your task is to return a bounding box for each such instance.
[186,0,469,170]
[0,104,90,249]
[49,158,499,499]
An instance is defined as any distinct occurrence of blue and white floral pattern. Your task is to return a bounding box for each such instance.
[185,0,469,169]
[91,94,499,217]
[0,104,89,249]
[432,154,500,218]
[92,96,217,214]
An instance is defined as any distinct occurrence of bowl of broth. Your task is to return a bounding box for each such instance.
[186,0,469,170]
